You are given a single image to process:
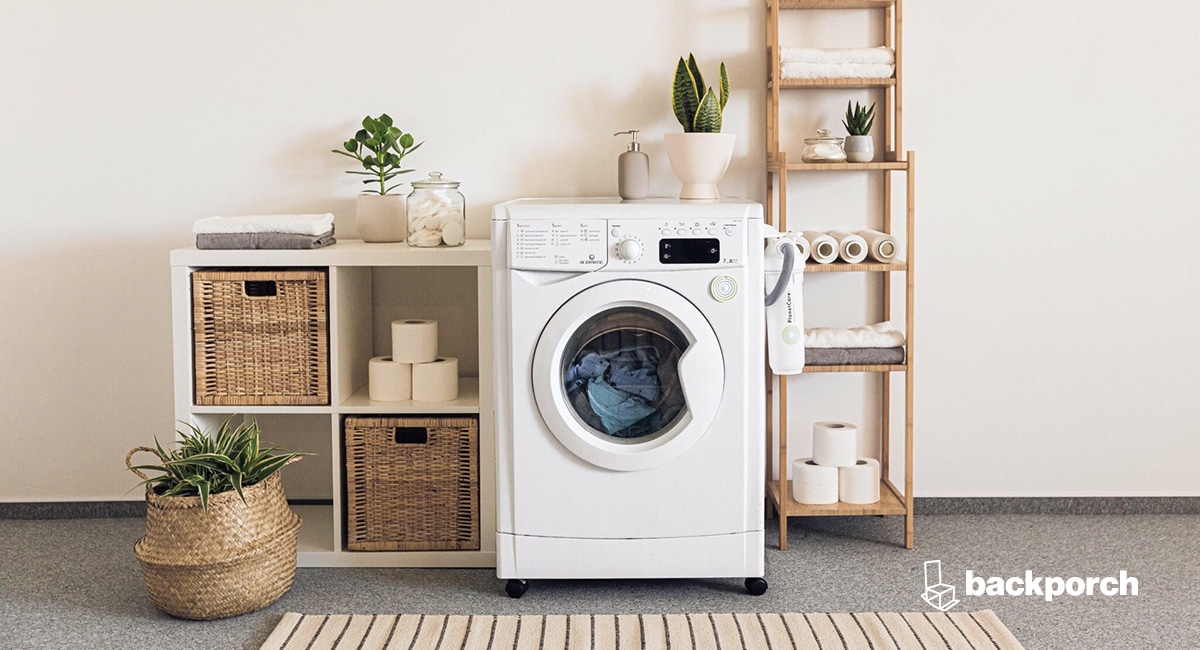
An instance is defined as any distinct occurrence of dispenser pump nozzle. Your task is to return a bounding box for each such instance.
[613,129,641,152]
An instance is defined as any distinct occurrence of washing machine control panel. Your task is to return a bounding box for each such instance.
[509,216,747,271]
[609,219,746,269]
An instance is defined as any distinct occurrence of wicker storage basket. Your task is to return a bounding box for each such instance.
[127,448,303,620]
[344,416,480,551]
[192,269,329,406]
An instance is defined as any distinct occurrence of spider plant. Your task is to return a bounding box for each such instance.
[129,419,308,512]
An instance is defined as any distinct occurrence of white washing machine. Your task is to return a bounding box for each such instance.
[491,198,766,598]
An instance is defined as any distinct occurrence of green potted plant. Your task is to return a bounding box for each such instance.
[332,113,422,243]
[665,54,735,200]
[126,419,309,620]
[842,100,876,163]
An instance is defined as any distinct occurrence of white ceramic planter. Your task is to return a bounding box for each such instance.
[844,135,875,163]
[664,132,736,201]
[356,194,406,243]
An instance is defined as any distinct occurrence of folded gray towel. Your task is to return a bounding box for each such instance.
[805,347,906,366]
[195,230,336,250]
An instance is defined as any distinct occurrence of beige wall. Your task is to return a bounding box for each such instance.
[2,0,1197,500]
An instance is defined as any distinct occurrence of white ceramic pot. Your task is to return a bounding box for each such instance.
[844,135,875,163]
[356,194,405,243]
[664,132,736,201]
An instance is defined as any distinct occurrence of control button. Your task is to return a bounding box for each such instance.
[661,228,672,236]
[692,228,703,236]
[707,228,718,235]
[710,275,738,302]
[617,239,642,261]
[724,228,736,237]
[611,228,621,237]
[676,228,688,236]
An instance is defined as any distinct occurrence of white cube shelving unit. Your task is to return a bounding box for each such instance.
[169,240,495,568]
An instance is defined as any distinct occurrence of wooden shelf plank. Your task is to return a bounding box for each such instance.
[767,479,906,516]
[804,260,906,273]
[778,0,895,8]
[773,78,895,89]
[768,159,911,172]
[803,363,906,373]
[171,238,492,268]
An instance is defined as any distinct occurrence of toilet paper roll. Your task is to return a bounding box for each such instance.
[412,356,459,401]
[788,232,811,264]
[813,421,858,467]
[792,458,839,505]
[368,356,412,401]
[828,230,869,264]
[801,231,839,264]
[839,457,882,504]
[858,229,898,262]
[392,319,438,364]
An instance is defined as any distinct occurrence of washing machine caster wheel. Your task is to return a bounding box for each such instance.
[745,577,768,596]
[505,579,529,598]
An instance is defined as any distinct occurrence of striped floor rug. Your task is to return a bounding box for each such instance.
[260,611,1024,650]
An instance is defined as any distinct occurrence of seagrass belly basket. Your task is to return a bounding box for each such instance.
[127,450,302,620]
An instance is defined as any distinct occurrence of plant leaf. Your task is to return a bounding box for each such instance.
[399,133,414,149]
[686,53,705,104]
[672,57,699,132]
[719,62,729,111]
[692,87,722,133]
[379,113,393,127]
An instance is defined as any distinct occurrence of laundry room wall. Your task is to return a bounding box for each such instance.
[2,0,1198,501]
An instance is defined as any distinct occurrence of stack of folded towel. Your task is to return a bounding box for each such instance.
[805,321,906,366]
[193,214,337,250]
[780,46,895,80]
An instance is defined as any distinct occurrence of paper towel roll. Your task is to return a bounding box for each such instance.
[813,421,858,467]
[368,356,412,401]
[412,356,459,401]
[828,230,869,264]
[801,231,838,264]
[858,229,898,262]
[792,458,839,505]
[839,457,881,504]
[392,319,438,364]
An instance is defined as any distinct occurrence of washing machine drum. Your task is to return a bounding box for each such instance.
[532,280,724,472]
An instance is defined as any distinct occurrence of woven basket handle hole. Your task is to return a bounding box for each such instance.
[243,280,278,298]
[394,427,429,445]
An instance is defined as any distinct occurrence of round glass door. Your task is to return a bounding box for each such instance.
[532,280,724,472]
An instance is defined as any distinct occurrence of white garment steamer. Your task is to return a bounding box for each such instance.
[763,226,808,375]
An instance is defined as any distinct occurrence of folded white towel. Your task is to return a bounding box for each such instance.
[781,62,895,80]
[805,322,905,348]
[780,46,895,65]
[193,213,336,236]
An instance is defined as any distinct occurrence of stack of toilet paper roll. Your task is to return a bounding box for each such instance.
[368,319,459,402]
[792,421,881,505]
[799,230,897,265]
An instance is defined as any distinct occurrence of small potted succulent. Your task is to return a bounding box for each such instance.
[842,101,876,163]
[126,419,309,620]
[665,54,734,200]
[332,114,422,243]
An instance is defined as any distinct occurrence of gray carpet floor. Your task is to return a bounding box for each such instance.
[1,514,1196,649]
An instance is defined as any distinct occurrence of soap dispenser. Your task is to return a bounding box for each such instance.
[613,130,649,200]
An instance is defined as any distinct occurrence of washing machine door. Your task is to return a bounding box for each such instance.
[532,279,724,472]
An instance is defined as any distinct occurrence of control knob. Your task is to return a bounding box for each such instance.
[617,238,642,260]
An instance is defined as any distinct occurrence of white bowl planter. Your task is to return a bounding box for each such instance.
[356,194,406,243]
[664,133,736,201]
[844,135,875,163]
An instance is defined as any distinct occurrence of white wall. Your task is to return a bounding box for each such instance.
[2,0,1197,501]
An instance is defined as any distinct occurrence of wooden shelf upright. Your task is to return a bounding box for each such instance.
[764,0,916,549]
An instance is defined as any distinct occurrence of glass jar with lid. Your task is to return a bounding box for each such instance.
[800,128,847,163]
[406,171,466,247]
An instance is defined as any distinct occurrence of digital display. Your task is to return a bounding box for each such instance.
[659,238,720,264]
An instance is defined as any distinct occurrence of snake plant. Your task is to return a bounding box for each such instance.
[842,101,876,136]
[130,419,309,512]
[332,113,423,195]
[672,54,729,133]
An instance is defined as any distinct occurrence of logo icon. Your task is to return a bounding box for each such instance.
[782,324,801,345]
[922,560,960,611]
